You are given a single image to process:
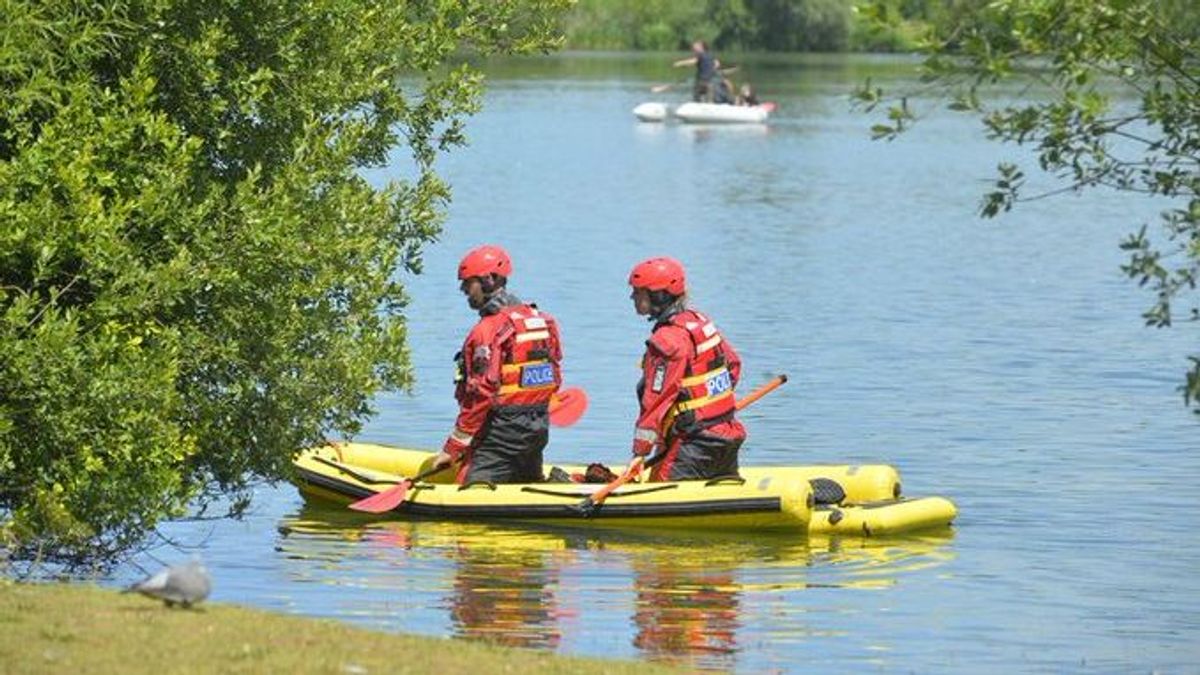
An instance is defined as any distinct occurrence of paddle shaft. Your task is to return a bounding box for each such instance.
[648,373,788,469]
[408,461,455,486]
[347,460,454,512]
[591,456,643,504]
[651,66,741,94]
[736,374,787,411]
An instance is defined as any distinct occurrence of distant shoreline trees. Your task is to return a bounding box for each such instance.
[559,0,1017,53]
[561,1,1200,57]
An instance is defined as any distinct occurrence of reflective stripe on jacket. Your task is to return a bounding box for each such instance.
[672,309,734,425]
[662,310,736,432]
[445,300,563,463]
[632,308,741,454]
[495,307,561,406]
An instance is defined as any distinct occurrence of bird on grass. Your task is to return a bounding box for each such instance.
[123,558,212,609]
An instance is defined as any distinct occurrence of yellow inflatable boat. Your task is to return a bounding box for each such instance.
[292,442,956,536]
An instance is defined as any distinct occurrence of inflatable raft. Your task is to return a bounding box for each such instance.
[675,101,774,123]
[632,101,776,124]
[293,443,955,536]
[633,102,669,122]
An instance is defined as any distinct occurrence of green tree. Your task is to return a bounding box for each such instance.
[848,0,983,51]
[563,0,753,51]
[855,0,1200,413]
[0,0,567,567]
[748,0,852,52]
[560,0,862,53]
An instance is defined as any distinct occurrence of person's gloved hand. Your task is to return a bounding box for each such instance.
[441,427,472,462]
[632,437,654,457]
[432,450,455,470]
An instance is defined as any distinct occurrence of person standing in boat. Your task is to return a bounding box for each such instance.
[673,40,718,103]
[432,245,564,484]
[627,257,746,481]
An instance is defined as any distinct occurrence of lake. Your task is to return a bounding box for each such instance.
[123,52,1199,673]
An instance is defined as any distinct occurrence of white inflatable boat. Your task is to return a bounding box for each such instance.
[674,101,774,123]
[633,102,670,122]
[633,101,775,124]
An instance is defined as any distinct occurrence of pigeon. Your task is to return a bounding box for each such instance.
[123,558,212,608]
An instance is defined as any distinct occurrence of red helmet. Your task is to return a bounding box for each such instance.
[628,257,686,296]
[458,245,512,281]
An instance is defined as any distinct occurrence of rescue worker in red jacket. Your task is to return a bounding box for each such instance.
[627,257,746,481]
[432,245,563,484]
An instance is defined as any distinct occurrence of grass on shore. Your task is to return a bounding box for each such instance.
[0,582,675,674]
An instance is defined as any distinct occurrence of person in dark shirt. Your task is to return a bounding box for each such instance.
[673,40,718,103]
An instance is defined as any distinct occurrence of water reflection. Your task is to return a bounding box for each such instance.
[444,533,567,649]
[276,502,955,666]
[630,550,742,669]
[676,122,772,144]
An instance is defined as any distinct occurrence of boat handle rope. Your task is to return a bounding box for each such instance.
[520,484,679,500]
[311,455,402,486]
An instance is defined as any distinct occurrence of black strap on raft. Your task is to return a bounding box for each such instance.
[458,480,497,491]
[704,475,746,487]
[311,456,401,486]
[524,484,679,500]
[809,477,846,506]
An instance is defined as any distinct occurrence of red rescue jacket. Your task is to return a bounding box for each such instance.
[444,303,562,460]
[632,309,741,456]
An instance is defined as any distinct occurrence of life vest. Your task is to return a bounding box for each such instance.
[658,310,735,434]
[495,306,561,407]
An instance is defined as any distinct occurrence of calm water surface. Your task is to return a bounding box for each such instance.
[123,54,1198,673]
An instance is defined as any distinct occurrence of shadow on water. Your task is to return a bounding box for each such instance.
[277,501,955,669]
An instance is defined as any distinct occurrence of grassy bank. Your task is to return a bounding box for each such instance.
[0,582,674,674]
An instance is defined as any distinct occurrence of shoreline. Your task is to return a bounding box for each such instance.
[0,582,675,674]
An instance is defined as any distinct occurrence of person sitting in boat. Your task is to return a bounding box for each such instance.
[432,245,564,484]
[736,83,759,107]
[627,257,746,482]
[673,39,718,103]
[712,67,736,105]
